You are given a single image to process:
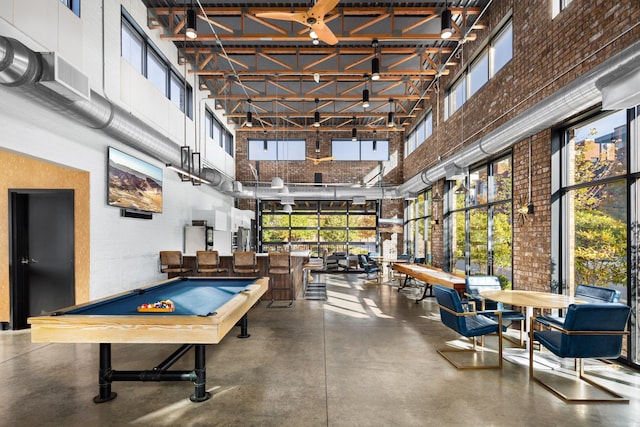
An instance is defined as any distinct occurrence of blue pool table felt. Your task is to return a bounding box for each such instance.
[65,277,255,317]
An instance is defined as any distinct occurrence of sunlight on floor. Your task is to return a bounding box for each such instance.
[322,276,395,319]
[130,385,224,424]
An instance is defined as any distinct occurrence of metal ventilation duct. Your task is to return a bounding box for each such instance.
[0,36,223,186]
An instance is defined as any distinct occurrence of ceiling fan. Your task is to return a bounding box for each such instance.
[255,0,340,45]
[306,156,335,165]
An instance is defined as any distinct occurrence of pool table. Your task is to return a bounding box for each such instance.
[28,276,268,403]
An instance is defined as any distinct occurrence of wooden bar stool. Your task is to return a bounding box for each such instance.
[232,251,258,275]
[196,250,228,276]
[159,251,191,278]
[267,252,293,308]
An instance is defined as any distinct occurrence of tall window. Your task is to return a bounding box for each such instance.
[553,108,634,363]
[120,10,192,117]
[404,190,434,264]
[446,155,512,286]
[205,109,234,158]
[405,111,433,157]
[557,110,628,298]
[446,20,513,118]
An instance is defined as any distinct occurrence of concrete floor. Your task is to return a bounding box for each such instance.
[1,273,639,427]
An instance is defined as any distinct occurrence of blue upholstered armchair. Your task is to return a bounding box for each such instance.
[538,284,621,327]
[434,285,503,369]
[530,303,631,403]
[358,254,380,284]
[465,275,526,347]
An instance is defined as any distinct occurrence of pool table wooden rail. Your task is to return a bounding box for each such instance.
[28,277,269,345]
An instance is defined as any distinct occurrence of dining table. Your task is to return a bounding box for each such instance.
[479,289,584,364]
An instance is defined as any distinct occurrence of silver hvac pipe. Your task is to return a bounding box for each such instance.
[0,36,41,86]
[0,35,223,187]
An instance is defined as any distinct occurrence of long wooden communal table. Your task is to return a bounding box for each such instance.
[392,263,466,303]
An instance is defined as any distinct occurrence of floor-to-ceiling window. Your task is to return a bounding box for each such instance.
[554,108,636,364]
[446,155,513,287]
[404,189,434,264]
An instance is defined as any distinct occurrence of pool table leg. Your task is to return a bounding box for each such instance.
[93,343,117,403]
[236,313,250,338]
[190,344,211,402]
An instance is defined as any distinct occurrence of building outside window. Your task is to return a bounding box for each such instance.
[60,0,80,16]
[404,190,433,264]
[552,108,639,364]
[259,200,378,259]
[445,155,513,287]
[446,20,512,118]
[120,11,192,117]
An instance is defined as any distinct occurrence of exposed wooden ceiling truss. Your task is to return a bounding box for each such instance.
[143,1,489,133]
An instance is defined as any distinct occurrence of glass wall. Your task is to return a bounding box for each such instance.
[445,155,513,285]
[259,200,378,262]
[554,108,638,366]
[404,189,434,264]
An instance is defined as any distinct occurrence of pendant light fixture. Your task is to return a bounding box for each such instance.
[362,74,370,109]
[315,130,320,153]
[441,1,453,39]
[351,117,357,141]
[387,99,395,128]
[185,2,198,39]
[245,99,253,127]
[372,129,377,151]
[271,78,283,189]
[263,130,268,151]
[313,98,320,127]
[371,39,380,81]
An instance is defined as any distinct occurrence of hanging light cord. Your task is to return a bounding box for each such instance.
[195,0,267,130]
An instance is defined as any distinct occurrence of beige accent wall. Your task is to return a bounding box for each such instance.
[0,149,90,323]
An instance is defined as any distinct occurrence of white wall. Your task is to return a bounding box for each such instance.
[0,0,238,299]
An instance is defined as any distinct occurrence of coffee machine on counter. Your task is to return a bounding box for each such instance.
[184,220,214,254]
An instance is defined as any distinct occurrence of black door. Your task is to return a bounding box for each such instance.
[9,190,75,329]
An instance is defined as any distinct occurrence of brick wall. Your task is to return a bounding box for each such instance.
[235,130,404,187]
[402,0,639,290]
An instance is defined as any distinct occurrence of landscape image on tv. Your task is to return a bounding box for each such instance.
[108,147,163,213]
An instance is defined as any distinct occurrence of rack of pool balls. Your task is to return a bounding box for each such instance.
[137,299,175,312]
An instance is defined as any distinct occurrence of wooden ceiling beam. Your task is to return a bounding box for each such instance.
[212,95,424,102]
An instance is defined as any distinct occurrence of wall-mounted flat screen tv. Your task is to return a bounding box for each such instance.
[107,147,163,213]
